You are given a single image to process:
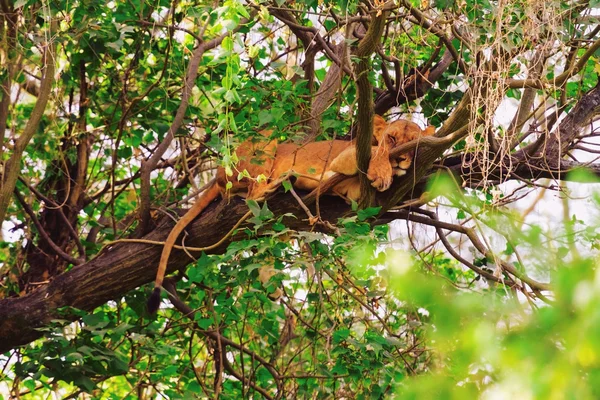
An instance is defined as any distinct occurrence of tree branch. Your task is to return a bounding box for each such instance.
[374,48,453,115]
[13,189,82,266]
[354,2,393,207]
[507,36,600,89]
[0,21,56,226]
[0,192,353,353]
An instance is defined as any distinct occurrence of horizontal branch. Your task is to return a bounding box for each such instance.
[3,77,599,353]
[0,192,354,353]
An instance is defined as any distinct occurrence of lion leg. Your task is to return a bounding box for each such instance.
[329,145,393,192]
[366,146,393,192]
[329,146,359,175]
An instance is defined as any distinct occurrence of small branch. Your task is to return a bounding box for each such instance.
[13,190,82,266]
[162,280,280,396]
[268,8,353,76]
[507,36,600,89]
[18,177,86,259]
[222,357,275,400]
[396,209,549,292]
[402,1,468,74]
[375,48,453,114]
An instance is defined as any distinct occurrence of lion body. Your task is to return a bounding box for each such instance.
[147,116,435,312]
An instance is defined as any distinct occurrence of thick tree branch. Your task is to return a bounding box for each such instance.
[380,93,475,210]
[0,192,353,353]
[355,2,392,207]
[303,42,348,142]
[507,50,545,150]
[438,81,600,188]
[536,79,600,163]
[0,3,16,166]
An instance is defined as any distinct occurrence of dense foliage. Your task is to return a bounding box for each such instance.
[1,0,600,398]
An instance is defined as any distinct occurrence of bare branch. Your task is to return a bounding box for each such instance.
[13,190,82,266]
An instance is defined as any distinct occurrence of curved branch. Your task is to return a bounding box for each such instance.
[18,176,86,259]
[395,209,549,291]
[507,37,600,89]
[13,189,82,266]
[355,1,393,207]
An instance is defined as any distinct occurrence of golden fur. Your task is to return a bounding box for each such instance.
[147,115,435,312]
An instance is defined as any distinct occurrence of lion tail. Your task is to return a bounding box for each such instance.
[148,180,221,313]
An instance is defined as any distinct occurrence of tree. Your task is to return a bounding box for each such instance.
[1,0,600,398]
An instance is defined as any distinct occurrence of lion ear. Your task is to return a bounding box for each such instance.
[372,115,387,139]
[423,126,436,136]
[373,114,386,127]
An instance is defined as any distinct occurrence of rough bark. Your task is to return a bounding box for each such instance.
[20,60,90,290]
[304,43,347,142]
[354,2,392,207]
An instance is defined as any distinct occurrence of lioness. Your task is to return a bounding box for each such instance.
[148,115,434,312]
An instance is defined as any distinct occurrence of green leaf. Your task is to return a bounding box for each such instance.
[333,328,350,344]
[260,201,274,220]
[357,206,381,221]
[222,36,234,52]
[73,375,96,391]
[247,199,261,216]
[258,110,273,126]
[271,221,286,232]
[195,317,213,329]
[332,361,348,375]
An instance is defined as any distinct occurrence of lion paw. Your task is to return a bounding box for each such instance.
[367,155,393,192]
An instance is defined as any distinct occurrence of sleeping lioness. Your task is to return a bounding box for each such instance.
[148,115,435,312]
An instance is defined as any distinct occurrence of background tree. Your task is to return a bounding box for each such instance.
[1,0,600,398]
